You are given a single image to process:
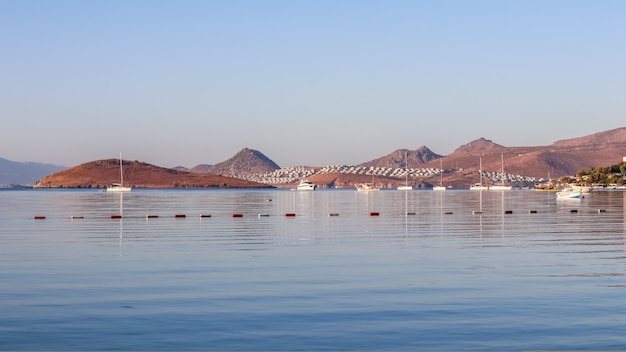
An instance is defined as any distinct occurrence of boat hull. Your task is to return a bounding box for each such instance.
[556,190,583,199]
[107,185,132,192]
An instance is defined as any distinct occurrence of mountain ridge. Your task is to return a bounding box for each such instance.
[0,158,66,187]
[4,127,626,187]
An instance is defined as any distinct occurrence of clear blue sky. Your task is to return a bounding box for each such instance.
[1,1,624,168]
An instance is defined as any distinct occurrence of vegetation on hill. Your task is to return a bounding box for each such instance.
[572,162,626,185]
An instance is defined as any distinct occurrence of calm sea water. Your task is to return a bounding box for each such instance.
[1,189,625,351]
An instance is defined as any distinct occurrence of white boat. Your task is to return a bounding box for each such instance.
[295,180,317,191]
[470,155,512,190]
[492,154,512,190]
[470,183,489,190]
[357,174,381,191]
[397,152,413,191]
[107,153,132,192]
[556,188,584,199]
[433,158,446,191]
[470,158,487,190]
[356,182,380,191]
[490,185,513,190]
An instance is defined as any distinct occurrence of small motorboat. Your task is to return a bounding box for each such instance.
[556,188,584,199]
[295,180,317,191]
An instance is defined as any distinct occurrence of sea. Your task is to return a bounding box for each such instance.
[1,188,625,351]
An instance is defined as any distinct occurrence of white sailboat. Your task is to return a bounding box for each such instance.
[397,152,413,190]
[433,158,446,191]
[490,154,512,190]
[470,157,489,190]
[356,174,380,191]
[107,153,132,192]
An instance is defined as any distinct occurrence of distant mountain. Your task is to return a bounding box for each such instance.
[420,127,626,178]
[451,138,506,156]
[190,164,212,173]
[0,157,66,186]
[358,146,442,168]
[34,159,272,189]
[207,148,280,176]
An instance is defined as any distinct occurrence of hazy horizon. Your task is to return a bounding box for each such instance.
[2,1,624,168]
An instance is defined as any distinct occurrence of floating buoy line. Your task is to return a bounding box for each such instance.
[32,208,605,220]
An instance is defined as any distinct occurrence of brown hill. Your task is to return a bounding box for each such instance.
[452,138,507,155]
[359,146,442,168]
[420,127,626,179]
[34,159,272,189]
[338,127,626,188]
[207,148,280,176]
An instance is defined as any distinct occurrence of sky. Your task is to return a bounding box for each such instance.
[1,1,624,168]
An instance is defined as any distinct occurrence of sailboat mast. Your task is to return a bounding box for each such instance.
[440,158,443,186]
[405,152,408,186]
[501,154,504,186]
[119,152,123,187]
[479,157,482,187]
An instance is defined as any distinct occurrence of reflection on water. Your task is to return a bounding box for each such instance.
[0,189,625,350]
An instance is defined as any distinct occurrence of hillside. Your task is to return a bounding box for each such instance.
[417,127,626,178]
[11,126,626,189]
[34,159,272,189]
[358,146,442,168]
